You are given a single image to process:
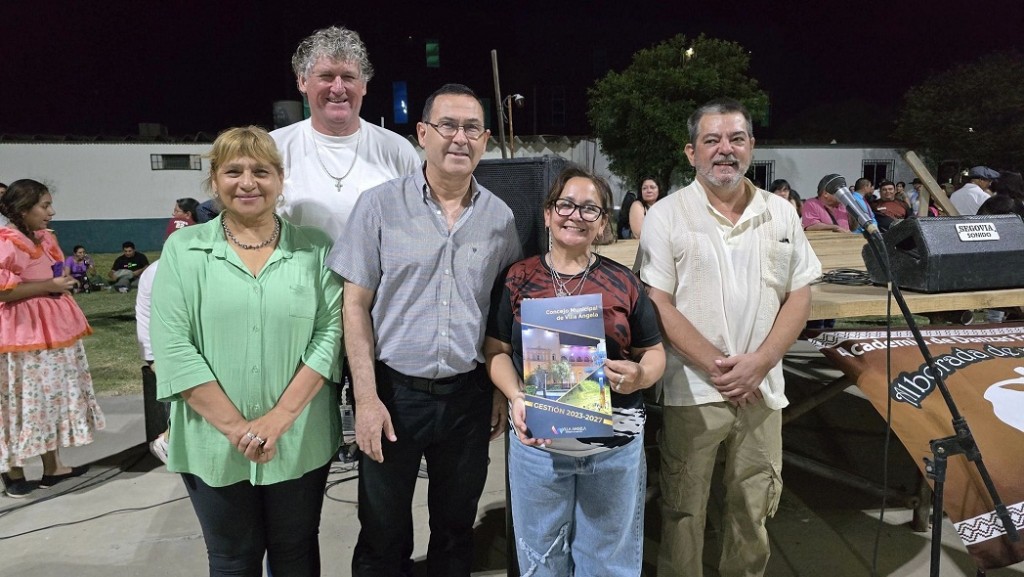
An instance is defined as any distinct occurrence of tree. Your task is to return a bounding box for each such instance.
[587,34,769,189]
[896,51,1024,171]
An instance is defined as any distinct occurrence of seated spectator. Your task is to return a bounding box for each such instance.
[165,197,199,238]
[850,178,877,234]
[907,178,924,213]
[64,245,100,293]
[770,179,802,216]
[871,180,913,231]
[802,174,850,232]
[978,195,1024,220]
[108,241,149,293]
[628,175,665,239]
[788,188,803,216]
[950,166,999,215]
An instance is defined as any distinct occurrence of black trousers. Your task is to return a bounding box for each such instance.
[351,366,493,577]
[182,461,331,577]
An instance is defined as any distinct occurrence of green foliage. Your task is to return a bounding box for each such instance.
[588,34,769,189]
[548,360,572,387]
[896,51,1024,169]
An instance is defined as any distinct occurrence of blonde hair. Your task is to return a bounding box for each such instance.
[203,126,284,195]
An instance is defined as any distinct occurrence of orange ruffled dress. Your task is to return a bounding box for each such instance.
[0,227,105,472]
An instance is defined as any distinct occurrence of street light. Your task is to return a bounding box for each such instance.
[504,93,525,158]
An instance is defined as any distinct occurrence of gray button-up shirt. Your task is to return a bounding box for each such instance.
[327,167,522,379]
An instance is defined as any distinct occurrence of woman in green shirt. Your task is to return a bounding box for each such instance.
[152,126,342,577]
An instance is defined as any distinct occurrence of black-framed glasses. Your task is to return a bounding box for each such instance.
[551,199,606,222]
[425,121,487,140]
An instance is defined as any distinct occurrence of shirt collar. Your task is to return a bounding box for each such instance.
[417,163,482,205]
[186,213,310,260]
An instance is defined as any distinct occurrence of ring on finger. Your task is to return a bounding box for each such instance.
[245,431,256,441]
[253,435,265,446]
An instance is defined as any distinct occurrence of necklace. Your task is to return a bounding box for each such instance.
[222,214,281,250]
[548,253,594,297]
[313,128,361,191]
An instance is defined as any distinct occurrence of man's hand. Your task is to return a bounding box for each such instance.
[355,395,396,463]
[710,351,772,403]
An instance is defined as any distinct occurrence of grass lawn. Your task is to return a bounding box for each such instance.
[75,252,158,396]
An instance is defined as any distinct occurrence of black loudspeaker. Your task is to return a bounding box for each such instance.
[862,215,1024,293]
[474,156,567,258]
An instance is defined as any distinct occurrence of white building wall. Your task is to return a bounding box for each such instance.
[0,142,211,220]
[0,140,913,222]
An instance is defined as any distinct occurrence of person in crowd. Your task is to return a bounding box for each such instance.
[769,179,801,216]
[64,245,99,293]
[1,179,105,498]
[328,84,520,577]
[951,166,999,215]
[849,177,877,234]
[871,180,913,231]
[107,241,149,293]
[137,205,208,464]
[151,126,342,576]
[616,189,638,239]
[908,177,924,213]
[628,175,666,239]
[802,174,851,232]
[272,26,421,240]
[165,197,199,238]
[978,194,1024,220]
[637,98,821,577]
[485,165,666,576]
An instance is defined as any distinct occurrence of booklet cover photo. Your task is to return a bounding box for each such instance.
[520,293,613,438]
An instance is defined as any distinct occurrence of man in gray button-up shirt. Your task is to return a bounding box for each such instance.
[327,83,521,577]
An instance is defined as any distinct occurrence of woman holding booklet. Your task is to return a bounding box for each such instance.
[485,165,665,577]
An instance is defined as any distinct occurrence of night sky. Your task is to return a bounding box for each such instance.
[2,0,1021,140]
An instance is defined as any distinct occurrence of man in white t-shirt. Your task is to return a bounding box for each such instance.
[272,26,421,239]
[950,165,999,216]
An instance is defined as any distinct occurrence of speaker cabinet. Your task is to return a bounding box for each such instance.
[862,215,1024,292]
[474,156,567,258]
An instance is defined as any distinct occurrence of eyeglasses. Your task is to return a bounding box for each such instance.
[425,121,487,140]
[551,199,606,222]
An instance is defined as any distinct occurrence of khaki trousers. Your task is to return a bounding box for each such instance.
[657,401,783,577]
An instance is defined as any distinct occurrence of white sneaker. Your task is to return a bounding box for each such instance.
[149,434,169,464]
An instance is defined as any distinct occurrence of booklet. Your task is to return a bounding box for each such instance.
[520,293,613,438]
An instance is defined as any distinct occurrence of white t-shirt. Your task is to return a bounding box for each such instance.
[136,260,159,362]
[950,182,990,216]
[271,118,421,240]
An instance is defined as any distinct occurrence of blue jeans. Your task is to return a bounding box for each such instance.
[182,461,331,577]
[508,434,646,577]
[351,368,493,577]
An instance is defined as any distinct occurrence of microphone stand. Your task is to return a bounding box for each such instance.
[859,227,1019,577]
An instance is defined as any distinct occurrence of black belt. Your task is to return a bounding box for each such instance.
[377,362,481,395]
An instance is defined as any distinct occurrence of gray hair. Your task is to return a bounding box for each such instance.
[291,26,374,82]
[687,97,754,144]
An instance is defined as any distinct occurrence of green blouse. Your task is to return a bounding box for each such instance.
[152,215,342,487]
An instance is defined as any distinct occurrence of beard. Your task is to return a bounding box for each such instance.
[696,154,748,189]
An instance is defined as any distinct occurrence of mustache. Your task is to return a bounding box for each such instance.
[713,155,739,164]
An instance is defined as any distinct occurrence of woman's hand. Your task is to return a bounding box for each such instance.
[238,410,294,464]
[48,275,78,294]
[510,394,553,447]
[603,358,646,395]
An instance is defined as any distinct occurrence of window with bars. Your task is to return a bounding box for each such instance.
[862,159,894,185]
[749,160,774,190]
[151,154,202,170]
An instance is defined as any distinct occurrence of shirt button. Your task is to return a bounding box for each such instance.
[440,331,447,337]
[251,366,259,374]
[444,269,451,275]
[441,300,448,306]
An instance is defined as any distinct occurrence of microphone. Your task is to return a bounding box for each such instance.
[822,174,879,236]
